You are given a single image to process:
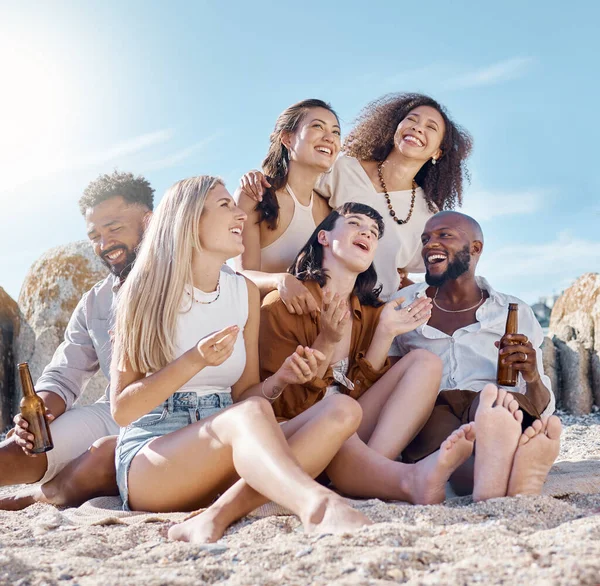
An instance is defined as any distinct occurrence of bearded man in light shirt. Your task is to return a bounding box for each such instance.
[389,211,561,501]
[0,171,153,510]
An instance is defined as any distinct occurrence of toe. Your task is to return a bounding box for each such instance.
[479,384,498,409]
[531,419,543,433]
[518,426,535,445]
[440,436,453,452]
[506,398,519,414]
[518,433,530,446]
[495,387,507,408]
[502,392,513,410]
[462,423,476,441]
[514,409,523,425]
[546,415,562,440]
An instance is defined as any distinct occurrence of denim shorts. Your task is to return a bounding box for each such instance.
[115,392,233,510]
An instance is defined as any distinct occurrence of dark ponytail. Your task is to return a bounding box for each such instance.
[256,99,338,230]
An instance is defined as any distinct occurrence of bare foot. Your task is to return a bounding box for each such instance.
[507,416,562,496]
[472,384,523,502]
[0,486,46,511]
[303,494,372,535]
[405,423,476,505]
[168,507,229,544]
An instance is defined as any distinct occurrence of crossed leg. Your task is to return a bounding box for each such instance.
[132,395,370,541]
[169,394,365,543]
[324,349,474,504]
[325,424,475,505]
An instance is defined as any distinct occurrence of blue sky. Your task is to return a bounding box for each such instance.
[1,0,599,304]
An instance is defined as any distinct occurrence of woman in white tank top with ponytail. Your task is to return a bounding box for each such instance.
[235,99,341,316]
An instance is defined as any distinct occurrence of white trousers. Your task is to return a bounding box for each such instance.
[41,400,120,483]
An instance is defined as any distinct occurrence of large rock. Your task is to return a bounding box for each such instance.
[548,272,600,413]
[13,241,108,413]
[554,338,593,415]
[0,288,20,430]
[541,336,559,406]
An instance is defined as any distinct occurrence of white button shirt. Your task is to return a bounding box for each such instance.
[388,276,555,417]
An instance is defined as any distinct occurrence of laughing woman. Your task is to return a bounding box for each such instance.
[258,203,475,504]
[110,175,371,542]
[234,99,341,316]
[240,93,473,299]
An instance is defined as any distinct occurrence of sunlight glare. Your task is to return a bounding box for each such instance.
[0,38,74,190]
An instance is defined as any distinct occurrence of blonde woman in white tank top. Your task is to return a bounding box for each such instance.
[112,175,371,543]
[235,99,340,316]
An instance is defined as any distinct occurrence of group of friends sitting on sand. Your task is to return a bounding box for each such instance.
[0,93,561,543]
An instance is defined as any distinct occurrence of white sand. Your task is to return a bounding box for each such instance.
[1,410,599,586]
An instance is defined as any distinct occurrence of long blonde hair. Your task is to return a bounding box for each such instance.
[115,175,224,373]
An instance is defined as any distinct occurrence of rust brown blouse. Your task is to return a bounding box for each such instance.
[259,280,391,420]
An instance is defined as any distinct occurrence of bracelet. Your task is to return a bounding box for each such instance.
[261,376,284,401]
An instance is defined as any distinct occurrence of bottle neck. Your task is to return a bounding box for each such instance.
[18,365,36,398]
[504,306,518,335]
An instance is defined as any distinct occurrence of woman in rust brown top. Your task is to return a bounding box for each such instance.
[257,202,477,504]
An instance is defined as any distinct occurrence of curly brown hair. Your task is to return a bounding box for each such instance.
[344,93,472,212]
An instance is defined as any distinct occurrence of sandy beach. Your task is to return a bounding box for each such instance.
[0,409,599,586]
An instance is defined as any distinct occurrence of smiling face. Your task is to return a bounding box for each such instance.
[283,107,341,171]
[393,105,445,163]
[197,184,247,259]
[319,212,381,273]
[421,212,483,286]
[85,196,149,279]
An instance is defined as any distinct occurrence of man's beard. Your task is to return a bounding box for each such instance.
[425,245,471,287]
[101,247,137,280]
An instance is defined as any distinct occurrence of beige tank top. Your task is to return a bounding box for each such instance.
[260,185,317,273]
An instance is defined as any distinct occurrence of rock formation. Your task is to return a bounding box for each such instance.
[0,288,20,430]
[547,273,600,415]
[542,336,559,406]
[13,241,108,413]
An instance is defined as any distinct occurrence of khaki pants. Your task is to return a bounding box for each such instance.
[402,389,542,464]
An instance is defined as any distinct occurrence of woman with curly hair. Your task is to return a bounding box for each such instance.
[239,93,472,300]
[234,99,341,316]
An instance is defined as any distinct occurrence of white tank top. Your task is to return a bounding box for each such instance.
[174,269,248,396]
[260,185,317,273]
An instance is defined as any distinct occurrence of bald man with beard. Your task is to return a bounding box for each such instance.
[388,211,561,501]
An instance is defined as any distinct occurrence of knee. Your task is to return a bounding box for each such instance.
[409,349,442,374]
[232,396,273,420]
[322,395,362,434]
[46,436,116,491]
[89,435,118,463]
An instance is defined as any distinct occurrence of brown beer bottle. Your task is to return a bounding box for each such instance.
[497,303,519,387]
[18,363,54,453]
